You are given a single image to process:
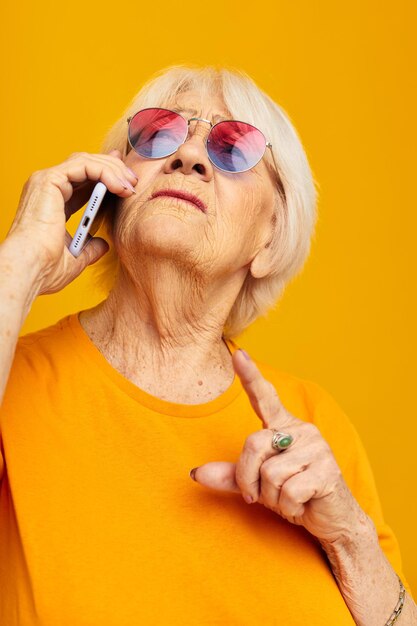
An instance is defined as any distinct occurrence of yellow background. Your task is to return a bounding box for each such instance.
[1,0,416,592]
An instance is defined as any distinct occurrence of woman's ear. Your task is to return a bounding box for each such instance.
[249,212,277,279]
[249,243,274,279]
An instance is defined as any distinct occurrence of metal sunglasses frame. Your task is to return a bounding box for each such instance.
[125,107,281,177]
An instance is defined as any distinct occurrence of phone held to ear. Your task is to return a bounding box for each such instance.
[68,182,108,257]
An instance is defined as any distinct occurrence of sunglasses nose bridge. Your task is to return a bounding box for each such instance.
[188,117,213,126]
[178,117,214,163]
[185,117,213,141]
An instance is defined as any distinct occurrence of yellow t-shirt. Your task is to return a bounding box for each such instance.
[0,313,410,625]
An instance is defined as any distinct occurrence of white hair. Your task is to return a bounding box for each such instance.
[93,63,319,338]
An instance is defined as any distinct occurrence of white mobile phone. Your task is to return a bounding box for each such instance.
[68,182,108,257]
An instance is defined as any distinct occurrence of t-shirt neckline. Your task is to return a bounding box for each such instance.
[65,312,243,417]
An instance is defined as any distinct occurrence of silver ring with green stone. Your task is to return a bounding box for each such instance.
[271,430,294,452]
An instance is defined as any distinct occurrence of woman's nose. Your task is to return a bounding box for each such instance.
[163,120,214,179]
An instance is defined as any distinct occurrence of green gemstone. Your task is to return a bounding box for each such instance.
[279,436,293,448]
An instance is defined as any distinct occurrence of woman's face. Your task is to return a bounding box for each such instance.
[117,89,277,280]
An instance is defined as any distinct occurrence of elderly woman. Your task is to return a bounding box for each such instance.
[0,65,415,625]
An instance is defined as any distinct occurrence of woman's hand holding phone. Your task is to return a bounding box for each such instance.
[6,149,138,296]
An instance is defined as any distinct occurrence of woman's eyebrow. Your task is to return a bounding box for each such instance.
[171,107,230,123]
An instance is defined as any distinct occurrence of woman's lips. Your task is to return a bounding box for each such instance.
[150,189,207,213]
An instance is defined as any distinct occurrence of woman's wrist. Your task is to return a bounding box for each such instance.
[319,507,377,551]
[319,514,406,626]
[0,233,50,404]
[0,233,48,310]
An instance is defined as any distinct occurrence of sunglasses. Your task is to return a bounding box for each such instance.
[125,107,280,175]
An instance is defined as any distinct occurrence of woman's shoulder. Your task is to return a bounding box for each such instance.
[1,314,80,427]
[17,314,73,349]
[10,313,79,380]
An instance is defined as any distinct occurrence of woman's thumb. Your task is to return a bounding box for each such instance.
[189,462,240,493]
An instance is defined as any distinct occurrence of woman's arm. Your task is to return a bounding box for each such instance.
[0,150,137,406]
[0,234,46,403]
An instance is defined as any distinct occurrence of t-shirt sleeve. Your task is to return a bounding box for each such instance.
[303,380,413,597]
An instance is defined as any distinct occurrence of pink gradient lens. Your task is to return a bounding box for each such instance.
[128,108,267,173]
[207,121,267,172]
[128,108,188,158]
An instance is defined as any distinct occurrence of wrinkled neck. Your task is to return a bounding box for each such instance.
[79,256,248,399]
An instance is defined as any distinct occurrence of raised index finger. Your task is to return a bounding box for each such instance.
[232,350,289,430]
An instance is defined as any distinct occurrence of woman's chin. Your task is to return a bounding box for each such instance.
[123,223,197,260]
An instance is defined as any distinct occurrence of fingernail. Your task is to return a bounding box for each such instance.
[125,180,137,193]
[240,349,251,361]
[117,176,128,189]
[243,494,254,504]
[127,167,139,179]
[189,467,198,481]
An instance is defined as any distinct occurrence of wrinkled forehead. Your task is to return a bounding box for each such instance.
[165,88,232,122]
